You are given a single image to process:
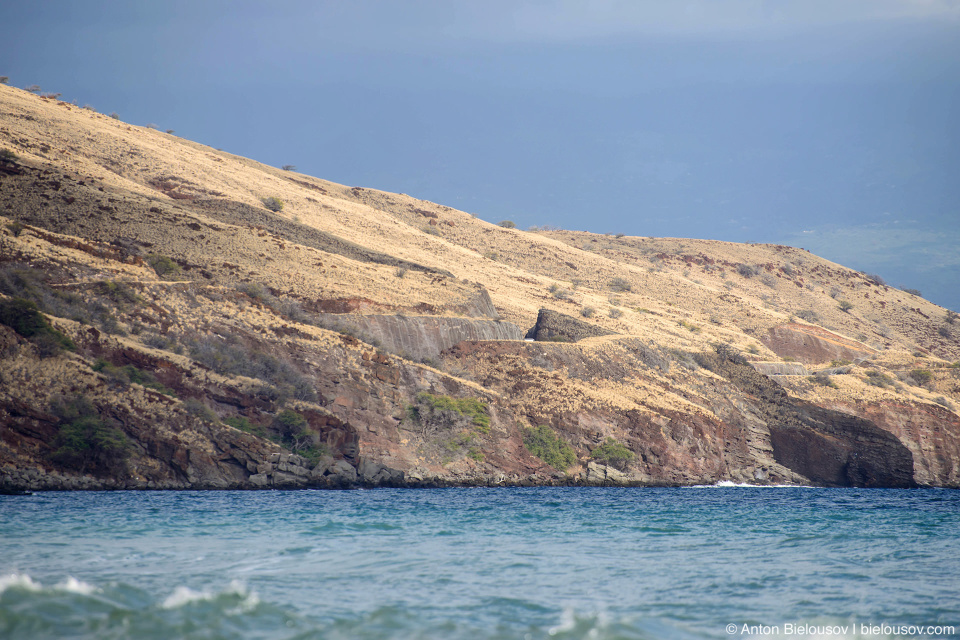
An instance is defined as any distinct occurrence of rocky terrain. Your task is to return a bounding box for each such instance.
[1,84,958,491]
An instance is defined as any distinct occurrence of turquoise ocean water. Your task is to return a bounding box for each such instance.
[1,487,958,639]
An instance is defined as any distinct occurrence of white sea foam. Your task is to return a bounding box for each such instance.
[54,576,98,595]
[0,573,97,595]
[162,585,213,609]
[685,481,815,488]
[0,573,42,594]
[162,580,259,613]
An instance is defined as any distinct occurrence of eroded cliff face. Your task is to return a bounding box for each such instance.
[316,313,523,362]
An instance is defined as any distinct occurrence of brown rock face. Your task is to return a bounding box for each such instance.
[761,323,877,365]
[525,308,616,342]
[695,350,915,487]
[318,314,523,362]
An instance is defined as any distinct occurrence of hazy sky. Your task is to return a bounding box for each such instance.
[2,1,959,309]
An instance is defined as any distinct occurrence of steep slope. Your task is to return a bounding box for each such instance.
[1,84,958,490]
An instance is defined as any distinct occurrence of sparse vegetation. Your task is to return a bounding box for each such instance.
[796,309,820,323]
[902,288,922,297]
[184,334,316,402]
[282,165,297,171]
[580,306,595,318]
[737,264,758,278]
[224,416,266,437]
[523,425,576,470]
[395,267,408,278]
[261,196,284,212]
[5,221,24,237]
[184,398,218,422]
[94,281,142,308]
[0,149,18,164]
[590,437,635,470]
[608,277,632,292]
[809,373,838,389]
[678,320,701,333]
[865,370,894,388]
[838,300,854,312]
[910,369,933,387]
[608,308,623,319]
[91,359,176,396]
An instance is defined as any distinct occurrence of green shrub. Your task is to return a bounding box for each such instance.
[5,221,24,237]
[261,196,284,212]
[580,306,595,318]
[91,358,176,396]
[409,392,490,432]
[838,300,854,312]
[608,308,623,319]
[865,370,894,388]
[273,409,317,453]
[224,416,267,437]
[49,395,129,475]
[0,149,18,164]
[184,398,218,423]
[590,437,635,470]
[911,369,933,387]
[498,220,516,229]
[796,309,819,323]
[809,374,838,389]
[523,425,576,470]
[94,281,142,307]
[0,297,75,355]
[146,254,181,278]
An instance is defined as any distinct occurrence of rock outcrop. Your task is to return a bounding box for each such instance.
[761,323,877,365]
[750,362,809,376]
[318,314,523,362]
[525,308,616,343]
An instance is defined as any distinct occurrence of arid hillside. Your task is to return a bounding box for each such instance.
[1,84,958,490]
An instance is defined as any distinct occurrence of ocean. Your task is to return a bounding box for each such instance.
[1,487,958,639]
